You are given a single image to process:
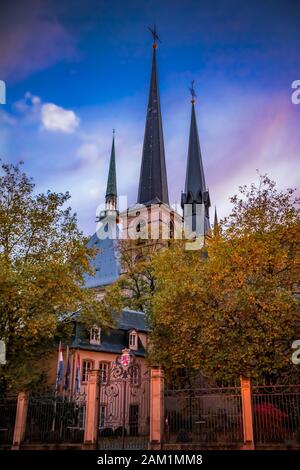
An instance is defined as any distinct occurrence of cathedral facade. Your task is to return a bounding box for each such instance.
[50,30,212,403]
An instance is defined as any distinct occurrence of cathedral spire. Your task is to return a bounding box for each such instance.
[137,26,169,206]
[213,206,219,235]
[181,82,210,234]
[105,130,117,210]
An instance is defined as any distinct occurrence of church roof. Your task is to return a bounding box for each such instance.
[118,308,149,332]
[106,135,117,198]
[181,94,211,235]
[137,38,169,206]
[83,230,120,288]
[71,309,149,357]
[184,101,206,200]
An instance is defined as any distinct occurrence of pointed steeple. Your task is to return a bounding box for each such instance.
[214,206,218,227]
[181,82,210,235]
[105,131,117,210]
[213,206,219,235]
[137,27,169,206]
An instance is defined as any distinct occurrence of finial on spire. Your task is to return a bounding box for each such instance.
[189,80,196,104]
[148,25,161,49]
[113,128,115,137]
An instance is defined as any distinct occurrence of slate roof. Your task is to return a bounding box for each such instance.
[71,309,149,357]
[83,230,120,288]
[118,309,149,332]
[181,100,211,235]
[184,102,207,200]
[137,43,169,206]
[106,135,117,198]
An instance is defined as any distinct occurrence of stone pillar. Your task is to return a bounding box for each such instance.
[240,377,255,450]
[149,367,164,449]
[83,369,99,449]
[12,391,29,450]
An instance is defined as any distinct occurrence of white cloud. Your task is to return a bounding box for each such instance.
[14,92,41,113]
[41,103,80,134]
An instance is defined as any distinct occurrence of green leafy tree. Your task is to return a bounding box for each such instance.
[0,161,114,392]
[99,238,162,315]
[149,175,300,383]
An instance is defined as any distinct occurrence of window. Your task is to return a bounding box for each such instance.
[169,221,174,239]
[99,405,106,429]
[99,362,108,384]
[129,331,138,351]
[136,219,146,234]
[90,325,101,345]
[82,360,93,382]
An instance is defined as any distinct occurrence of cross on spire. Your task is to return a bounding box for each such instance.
[148,25,161,49]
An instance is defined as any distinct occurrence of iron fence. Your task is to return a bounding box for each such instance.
[24,392,86,444]
[0,396,17,445]
[165,386,243,444]
[252,384,300,445]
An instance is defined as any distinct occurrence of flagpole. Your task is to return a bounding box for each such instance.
[52,340,63,432]
[55,341,61,394]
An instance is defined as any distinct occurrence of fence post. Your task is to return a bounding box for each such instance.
[12,391,29,450]
[240,376,255,450]
[83,369,100,449]
[149,366,164,449]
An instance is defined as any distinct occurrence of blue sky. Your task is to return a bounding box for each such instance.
[0,0,299,234]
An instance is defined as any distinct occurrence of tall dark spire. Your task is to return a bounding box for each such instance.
[214,206,218,227]
[105,131,117,210]
[213,206,219,235]
[137,27,169,205]
[181,82,210,235]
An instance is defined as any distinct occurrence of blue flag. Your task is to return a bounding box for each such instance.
[56,341,64,387]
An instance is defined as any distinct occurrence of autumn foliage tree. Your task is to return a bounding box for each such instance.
[0,161,113,391]
[149,176,300,383]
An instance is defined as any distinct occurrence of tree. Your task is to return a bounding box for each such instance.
[0,161,113,392]
[149,175,300,383]
[99,238,162,316]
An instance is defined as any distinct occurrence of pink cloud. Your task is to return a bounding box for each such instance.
[0,1,78,82]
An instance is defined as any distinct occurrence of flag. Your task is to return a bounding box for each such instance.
[75,351,81,393]
[64,346,71,391]
[56,341,64,388]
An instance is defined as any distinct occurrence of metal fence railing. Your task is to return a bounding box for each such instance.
[252,384,300,445]
[24,393,86,444]
[165,386,243,444]
[0,396,17,445]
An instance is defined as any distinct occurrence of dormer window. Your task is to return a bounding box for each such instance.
[129,330,138,351]
[90,325,101,345]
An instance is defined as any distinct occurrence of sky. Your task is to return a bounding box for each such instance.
[0,0,299,235]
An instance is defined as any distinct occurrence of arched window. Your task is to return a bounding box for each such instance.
[136,219,146,234]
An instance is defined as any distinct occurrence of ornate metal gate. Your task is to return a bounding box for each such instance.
[97,351,150,450]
